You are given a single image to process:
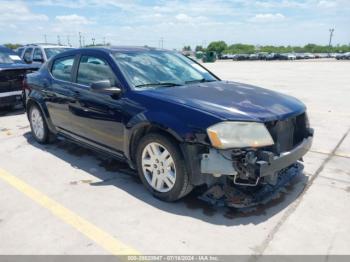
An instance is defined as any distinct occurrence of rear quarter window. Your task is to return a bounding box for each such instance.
[51,56,75,82]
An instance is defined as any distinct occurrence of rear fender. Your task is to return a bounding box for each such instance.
[27,91,56,134]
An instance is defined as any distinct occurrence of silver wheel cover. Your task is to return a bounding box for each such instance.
[31,107,45,140]
[141,142,176,193]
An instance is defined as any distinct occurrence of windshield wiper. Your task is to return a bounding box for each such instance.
[185,79,216,84]
[135,82,182,88]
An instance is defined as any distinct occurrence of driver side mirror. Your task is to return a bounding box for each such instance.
[90,80,122,95]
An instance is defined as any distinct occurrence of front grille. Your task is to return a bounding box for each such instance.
[265,113,308,154]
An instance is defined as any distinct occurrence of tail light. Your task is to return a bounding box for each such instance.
[22,77,29,91]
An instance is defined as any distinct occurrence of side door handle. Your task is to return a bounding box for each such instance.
[42,89,55,98]
[73,90,89,111]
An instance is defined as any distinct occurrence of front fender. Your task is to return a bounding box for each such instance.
[124,111,194,159]
[124,111,211,185]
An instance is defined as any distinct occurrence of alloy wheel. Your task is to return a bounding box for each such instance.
[31,107,45,140]
[141,142,176,193]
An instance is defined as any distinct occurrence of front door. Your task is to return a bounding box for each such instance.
[68,54,125,152]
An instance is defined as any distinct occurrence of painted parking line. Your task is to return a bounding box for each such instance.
[0,168,140,255]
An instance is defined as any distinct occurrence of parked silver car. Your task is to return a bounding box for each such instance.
[19,44,73,65]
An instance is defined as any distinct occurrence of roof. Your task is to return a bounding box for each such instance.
[24,44,72,49]
[52,46,170,60]
[88,45,163,52]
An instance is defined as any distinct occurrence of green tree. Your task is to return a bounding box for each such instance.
[195,45,204,52]
[4,43,22,50]
[226,43,255,54]
[207,41,227,55]
[182,45,191,51]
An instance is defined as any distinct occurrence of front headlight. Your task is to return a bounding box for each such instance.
[207,121,274,149]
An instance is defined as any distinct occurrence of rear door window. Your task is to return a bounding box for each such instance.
[51,56,75,82]
[77,55,116,86]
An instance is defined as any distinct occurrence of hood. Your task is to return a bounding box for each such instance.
[141,81,306,122]
[0,63,40,71]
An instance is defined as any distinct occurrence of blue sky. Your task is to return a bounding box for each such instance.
[0,0,349,49]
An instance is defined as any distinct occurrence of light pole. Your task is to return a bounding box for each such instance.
[160,37,164,49]
[79,32,82,48]
[329,28,334,55]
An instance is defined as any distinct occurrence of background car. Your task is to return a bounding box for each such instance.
[336,52,350,60]
[286,53,297,60]
[303,53,315,59]
[0,45,37,110]
[257,52,268,60]
[233,54,250,60]
[221,54,235,59]
[20,43,73,65]
[249,53,259,60]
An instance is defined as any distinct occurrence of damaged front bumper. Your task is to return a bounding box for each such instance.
[198,135,313,207]
[201,136,313,185]
[199,162,304,208]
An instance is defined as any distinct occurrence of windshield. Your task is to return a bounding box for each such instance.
[112,50,217,88]
[0,50,23,64]
[44,48,72,59]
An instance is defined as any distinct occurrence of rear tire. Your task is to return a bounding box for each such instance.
[136,133,192,202]
[29,104,55,144]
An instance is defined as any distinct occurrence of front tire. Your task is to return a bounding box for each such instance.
[136,133,192,202]
[29,104,54,144]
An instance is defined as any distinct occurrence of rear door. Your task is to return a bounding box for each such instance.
[45,55,79,132]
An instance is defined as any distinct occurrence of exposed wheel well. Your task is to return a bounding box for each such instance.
[129,125,182,166]
[26,99,39,118]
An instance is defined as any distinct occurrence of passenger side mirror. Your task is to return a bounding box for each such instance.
[90,80,122,95]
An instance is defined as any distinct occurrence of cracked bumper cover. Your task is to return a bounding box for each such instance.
[201,135,313,178]
[257,136,313,177]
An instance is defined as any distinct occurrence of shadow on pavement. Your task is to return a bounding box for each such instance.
[0,105,25,117]
[23,132,309,226]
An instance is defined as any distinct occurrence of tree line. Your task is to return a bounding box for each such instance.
[4,41,350,55]
[189,41,350,55]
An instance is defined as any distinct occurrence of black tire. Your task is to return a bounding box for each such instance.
[29,104,55,144]
[136,133,193,202]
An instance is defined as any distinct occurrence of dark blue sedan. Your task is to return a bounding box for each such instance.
[24,46,313,203]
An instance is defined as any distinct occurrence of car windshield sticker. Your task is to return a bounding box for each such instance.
[9,55,22,61]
